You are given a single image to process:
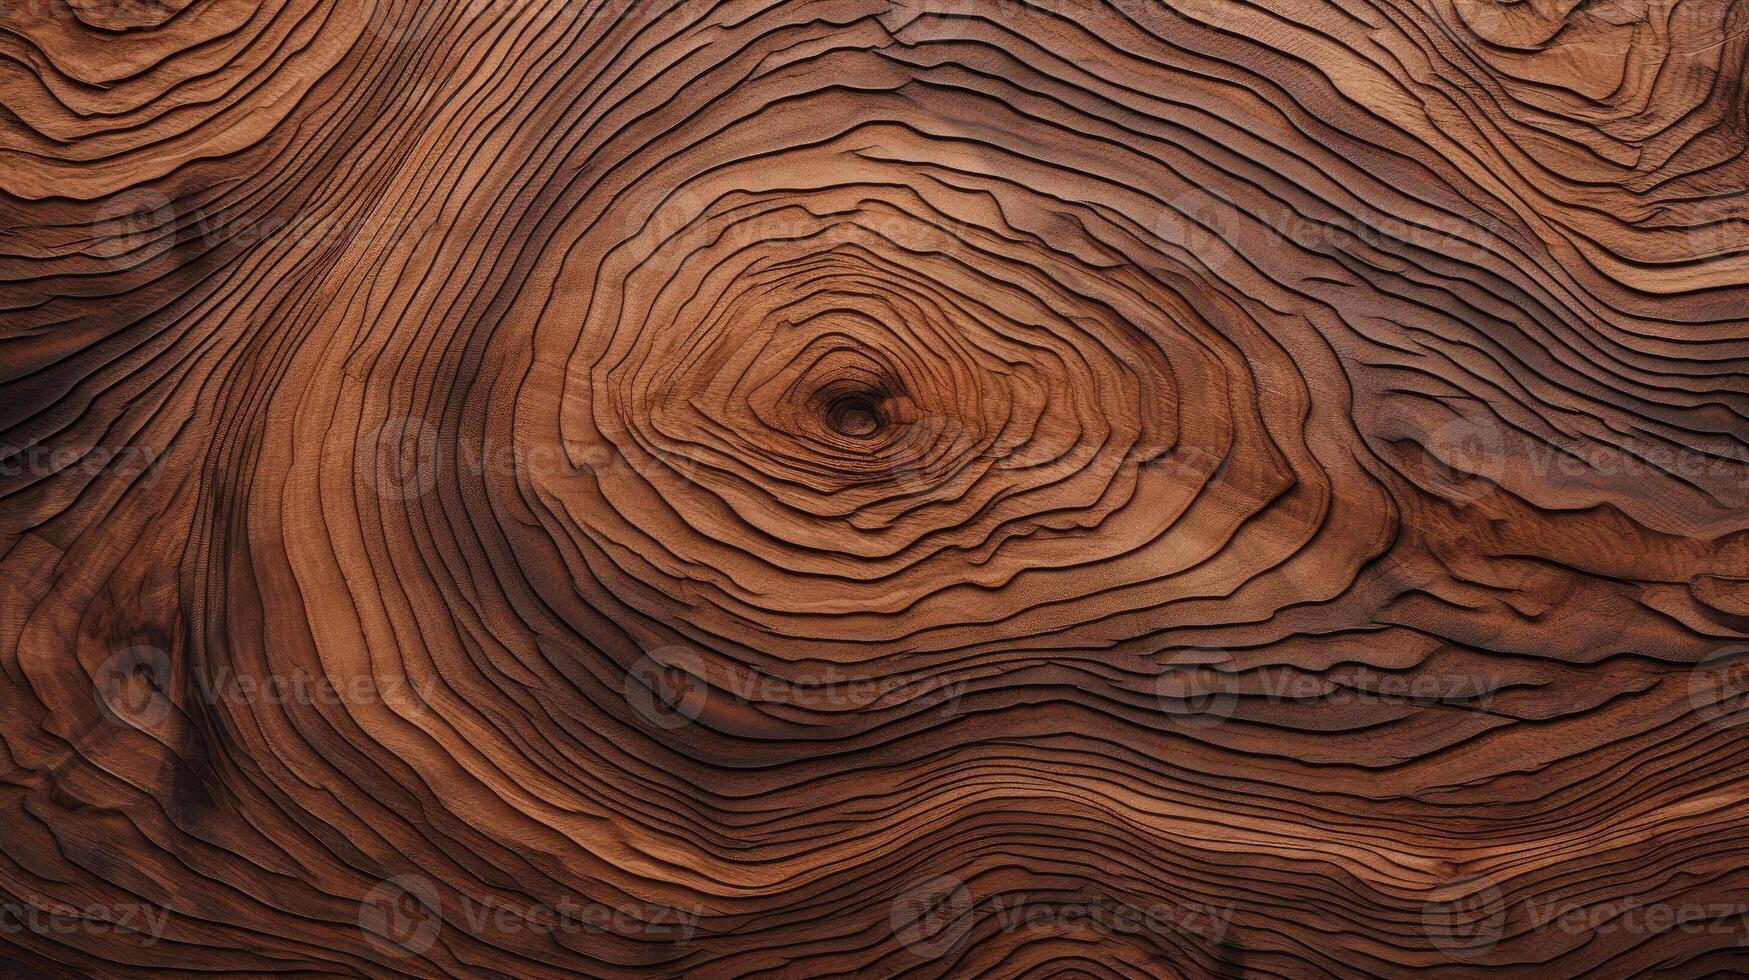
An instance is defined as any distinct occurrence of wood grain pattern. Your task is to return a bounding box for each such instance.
[2,0,1747,975]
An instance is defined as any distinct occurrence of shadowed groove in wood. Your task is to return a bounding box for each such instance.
[1,0,1747,976]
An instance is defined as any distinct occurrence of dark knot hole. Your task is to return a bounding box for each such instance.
[826,393,884,439]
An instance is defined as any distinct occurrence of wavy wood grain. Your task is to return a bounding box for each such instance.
[2,0,1747,976]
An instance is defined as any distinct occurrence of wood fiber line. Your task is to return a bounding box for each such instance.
[1,0,1747,976]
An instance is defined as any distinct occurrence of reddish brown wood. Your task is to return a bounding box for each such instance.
[2,0,1747,975]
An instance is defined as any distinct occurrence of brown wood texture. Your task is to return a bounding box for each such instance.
[3,0,1748,976]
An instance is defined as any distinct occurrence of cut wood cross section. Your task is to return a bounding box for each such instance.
[1,0,1746,976]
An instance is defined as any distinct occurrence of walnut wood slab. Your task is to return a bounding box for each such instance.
[2,0,1747,976]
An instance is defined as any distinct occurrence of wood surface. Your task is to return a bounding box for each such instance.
[2,0,1748,976]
